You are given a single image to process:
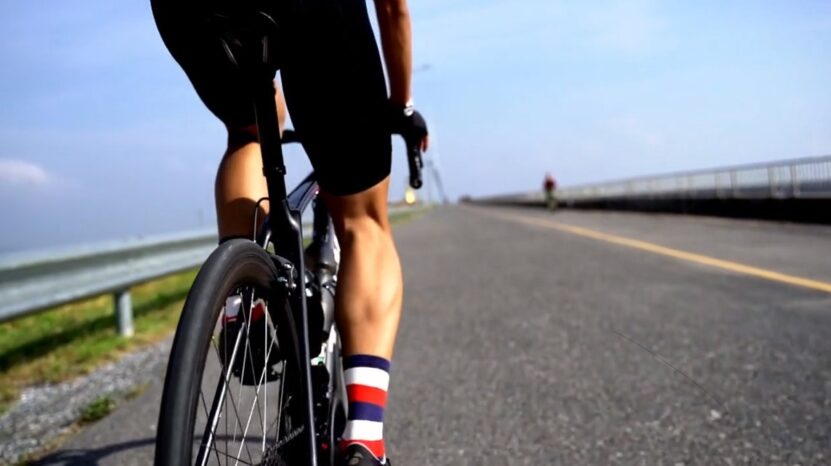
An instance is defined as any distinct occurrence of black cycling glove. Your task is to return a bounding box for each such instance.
[388,103,428,147]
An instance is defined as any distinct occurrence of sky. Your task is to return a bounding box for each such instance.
[1,0,830,253]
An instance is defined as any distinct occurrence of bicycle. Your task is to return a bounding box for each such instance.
[153,11,424,466]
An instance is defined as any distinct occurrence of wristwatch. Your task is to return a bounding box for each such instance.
[402,100,415,117]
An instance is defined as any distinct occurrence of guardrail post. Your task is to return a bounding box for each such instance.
[790,165,799,197]
[114,289,134,338]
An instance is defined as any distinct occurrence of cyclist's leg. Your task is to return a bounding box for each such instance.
[320,180,402,360]
[279,0,396,356]
[214,126,265,239]
[278,0,397,460]
[319,180,400,463]
[215,87,287,239]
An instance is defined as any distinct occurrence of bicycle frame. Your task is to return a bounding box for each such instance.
[250,79,322,466]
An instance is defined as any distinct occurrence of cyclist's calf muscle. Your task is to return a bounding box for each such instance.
[322,179,402,360]
[215,141,269,240]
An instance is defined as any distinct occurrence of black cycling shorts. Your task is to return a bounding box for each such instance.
[151,0,392,195]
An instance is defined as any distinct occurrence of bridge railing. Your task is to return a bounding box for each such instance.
[557,155,831,202]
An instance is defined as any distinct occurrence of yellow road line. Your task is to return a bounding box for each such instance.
[482,210,831,295]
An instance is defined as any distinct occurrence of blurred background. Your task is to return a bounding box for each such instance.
[2,0,829,254]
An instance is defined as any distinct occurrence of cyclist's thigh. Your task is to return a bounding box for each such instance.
[278,0,392,196]
[151,0,257,133]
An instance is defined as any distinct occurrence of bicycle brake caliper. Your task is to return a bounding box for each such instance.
[271,256,297,292]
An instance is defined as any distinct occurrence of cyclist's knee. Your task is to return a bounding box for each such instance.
[330,209,390,247]
[322,178,392,241]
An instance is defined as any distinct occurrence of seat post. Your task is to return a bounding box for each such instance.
[253,79,288,205]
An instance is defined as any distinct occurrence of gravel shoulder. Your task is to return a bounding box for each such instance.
[0,340,170,465]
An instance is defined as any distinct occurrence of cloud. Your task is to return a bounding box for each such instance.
[0,159,52,186]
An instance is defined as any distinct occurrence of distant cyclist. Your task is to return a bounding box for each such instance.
[151,0,429,464]
[543,172,557,210]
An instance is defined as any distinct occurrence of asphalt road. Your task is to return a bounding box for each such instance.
[35,206,831,465]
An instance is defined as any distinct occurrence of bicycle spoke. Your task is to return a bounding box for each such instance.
[226,290,282,465]
[241,295,268,452]
[215,322,230,466]
[234,350,256,463]
[226,362,255,465]
[205,444,256,466]
[198,321,254,466]
[233,300,253,450]
[262,301,268,453]
[206,327,255,466]
[261,306,275,452]
[200,391,224,466]
[222,327,229,466]
[261,311,282,445]
[198,373,230,466]
[260,303,287,443]
[237,327,268,459]
[236,368,267,462]
[254,324,281,435]
[237,314,282,462]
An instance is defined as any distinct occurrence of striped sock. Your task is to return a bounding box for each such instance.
[340,354,391,461]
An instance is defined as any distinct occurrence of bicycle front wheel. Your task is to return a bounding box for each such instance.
[155,239,300,466]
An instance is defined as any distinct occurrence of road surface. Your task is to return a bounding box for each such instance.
[35,206,831,465]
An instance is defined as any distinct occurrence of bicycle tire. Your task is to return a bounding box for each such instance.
[155,239,297,466]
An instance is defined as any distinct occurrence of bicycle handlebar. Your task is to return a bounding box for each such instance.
[407,143,424,189]
[280,129,424,190]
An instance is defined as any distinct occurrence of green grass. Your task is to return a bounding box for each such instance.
[0,270,198,414]
[79,395,116,425]
[0,206,431,415]
[124,381,150,401]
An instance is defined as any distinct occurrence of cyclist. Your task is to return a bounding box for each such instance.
[543,172,557,210]
[150,0,429,464]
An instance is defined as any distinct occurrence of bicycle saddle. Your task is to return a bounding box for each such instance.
[203,9,282,74]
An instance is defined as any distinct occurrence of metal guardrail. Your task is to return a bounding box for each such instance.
[0,205,423,336]
[0,230,218,336]
[557,155,831,202]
